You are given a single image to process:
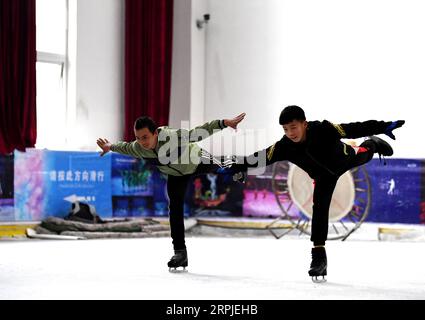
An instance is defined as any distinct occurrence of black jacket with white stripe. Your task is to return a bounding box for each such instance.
[244,120,392,178]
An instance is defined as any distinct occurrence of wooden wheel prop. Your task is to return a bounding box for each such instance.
[268,161,371,240]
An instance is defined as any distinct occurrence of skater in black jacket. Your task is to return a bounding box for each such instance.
[232,105,405,282]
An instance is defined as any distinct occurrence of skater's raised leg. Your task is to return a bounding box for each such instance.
[343,135,393,172]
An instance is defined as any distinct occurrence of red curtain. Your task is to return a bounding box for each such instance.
[0,0,37,155]
[124,0,174,141]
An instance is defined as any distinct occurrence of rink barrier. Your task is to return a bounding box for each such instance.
[378,226,425,241]
[196,218,292,230]
[1,151,424,225]
[0,223,39,238]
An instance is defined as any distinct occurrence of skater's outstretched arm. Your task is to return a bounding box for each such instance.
[176,113,246,143]
[97,138,140,158]
[97,138,112,156]
[235,139,288,171]
[325,120,405,140]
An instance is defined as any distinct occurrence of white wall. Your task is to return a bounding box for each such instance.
[199,0,425,158]
[201,0,280,156]
[190,0,208,127]
[169,0,208,130]
[57,0,424,157]
[170,0,252,156]
[169,0,192,129]
[67,0,124,150]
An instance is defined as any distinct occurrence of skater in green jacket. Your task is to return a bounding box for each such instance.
[97,113,245,272]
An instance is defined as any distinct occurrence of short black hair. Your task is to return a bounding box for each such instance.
[134,116,158,133]
[279,105,306,125]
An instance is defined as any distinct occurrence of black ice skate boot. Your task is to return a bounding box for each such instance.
[232,171,247,184]
[168,249,188,273]
[368,136,393,165]
[308,247,327,283]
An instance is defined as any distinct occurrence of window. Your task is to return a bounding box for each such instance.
[36,0,68,150]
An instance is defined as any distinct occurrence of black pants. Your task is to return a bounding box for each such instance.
[311,140,376,246]
[167,162,239,250]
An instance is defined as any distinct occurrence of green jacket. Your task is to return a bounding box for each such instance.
[110,120,227,176]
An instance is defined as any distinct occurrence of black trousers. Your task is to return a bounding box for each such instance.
[311,140,376,246]
[167,162,239,250]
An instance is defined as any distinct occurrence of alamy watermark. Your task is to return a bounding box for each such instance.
[155,120,270,174]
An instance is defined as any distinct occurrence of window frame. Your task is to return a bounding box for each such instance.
[35,0,69,150]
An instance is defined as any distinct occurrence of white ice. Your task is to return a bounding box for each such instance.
[1,234,425,300]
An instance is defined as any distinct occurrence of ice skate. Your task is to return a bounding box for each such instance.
[367,136,393,164]
[308,247,327,283]
[168,249,188,273]
[232,171,247,183]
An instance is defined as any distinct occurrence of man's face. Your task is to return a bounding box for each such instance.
[282,120,308,143]
[134,127,158,150]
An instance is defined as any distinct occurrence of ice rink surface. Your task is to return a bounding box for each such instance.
[1,235,425,300]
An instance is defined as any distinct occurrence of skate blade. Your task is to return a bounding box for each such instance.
[169,267,188,273]
[311,275,327,283]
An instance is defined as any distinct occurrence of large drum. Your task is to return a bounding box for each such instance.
[270,161,371,240]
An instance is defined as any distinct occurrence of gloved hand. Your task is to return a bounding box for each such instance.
[385,120,405,140]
